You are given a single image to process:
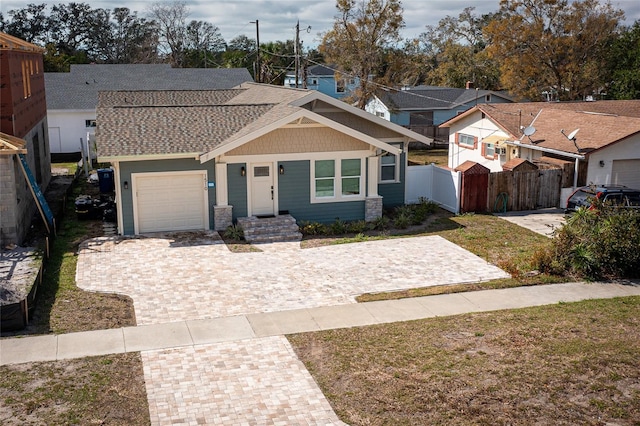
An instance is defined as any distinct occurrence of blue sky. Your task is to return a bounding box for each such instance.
[2,0,639,47]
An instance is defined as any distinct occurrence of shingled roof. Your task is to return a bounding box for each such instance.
[374,86,512,111]
[97,82,433,160]
[442,100,640,156]
[96,86,296,158]
[45,64,253,110]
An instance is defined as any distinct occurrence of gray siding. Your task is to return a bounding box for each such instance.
[378,152,406,208]
[227,163,247,222]
[277,160,365,223]
[118,158,216,235]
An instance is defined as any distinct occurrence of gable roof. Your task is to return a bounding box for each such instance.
[97,83,432,162]
[442,101,640,157]
[374,86,512,111]
[45,64,253,110]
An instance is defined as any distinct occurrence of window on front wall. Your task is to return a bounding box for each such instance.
[483,142,495,158]
[313,158,364,202]
[341,159,361,195]
[336,79,346,93]
[456,133,477,149]
[315,160,335,197]
[85,119,97,128]
[380,152,397,182]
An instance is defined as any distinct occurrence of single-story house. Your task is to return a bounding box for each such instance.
[284,64,361,100]
[440,101,640,193]
[96,83,433,235]
[45,64,253,157]
[365,83,514,141]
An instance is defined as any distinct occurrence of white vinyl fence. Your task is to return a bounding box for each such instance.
[406,164,461,213]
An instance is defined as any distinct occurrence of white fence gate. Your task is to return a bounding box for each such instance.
[406,164,461,213]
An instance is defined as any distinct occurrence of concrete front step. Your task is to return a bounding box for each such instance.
[237,215,302,243]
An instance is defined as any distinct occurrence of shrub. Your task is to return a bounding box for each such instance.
[539,206,640,280]
[329,218,348,235]
[223,224,244,240]
[299,221,327,236]
[347,220,369,234]
[370,215,390,231]
[393,212,411,229]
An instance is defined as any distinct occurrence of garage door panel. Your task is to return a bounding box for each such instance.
[612,159,640,188]
[134,172,207,233]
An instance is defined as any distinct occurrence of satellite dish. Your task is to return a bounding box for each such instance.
[523,126,536,136]
[567,128,580,140]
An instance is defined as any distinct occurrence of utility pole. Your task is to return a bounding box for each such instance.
[295,21,300,88]
[294,21,311,89]
[250,20,260,83]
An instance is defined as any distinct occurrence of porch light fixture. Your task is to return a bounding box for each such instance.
[240,166,246,177]
[123,180,129,189]
[599,160,605,167]
[279,165,285,175]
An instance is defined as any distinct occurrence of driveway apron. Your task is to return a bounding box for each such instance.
[76,233,508,425]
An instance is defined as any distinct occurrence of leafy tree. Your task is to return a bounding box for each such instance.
[107,8,159,64]
[484,0,623,101]
[183,20,226,68]
[48,3,105,56]
[420,7,501,90]
[259,40,296,85]
[223,35,255,71]
[607,21,640,99]
[1,3,49,44]
[320,0,404,108]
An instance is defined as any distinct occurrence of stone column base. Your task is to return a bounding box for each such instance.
[365,196,383,222]
[214,205,233,231]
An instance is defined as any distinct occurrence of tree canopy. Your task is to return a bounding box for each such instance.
[484,0,624,101]
[319,0,404,108]
[0,0,638,101]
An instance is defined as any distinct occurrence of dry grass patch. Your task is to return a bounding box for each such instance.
[289,296,640,425]
[407,148,448,166]
[0,353,149,425]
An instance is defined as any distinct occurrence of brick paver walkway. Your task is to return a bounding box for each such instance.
[76,233,508,425]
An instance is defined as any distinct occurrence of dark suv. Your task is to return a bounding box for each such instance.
[565,185,640,213]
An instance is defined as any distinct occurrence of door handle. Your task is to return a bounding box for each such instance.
[271,186,274,200]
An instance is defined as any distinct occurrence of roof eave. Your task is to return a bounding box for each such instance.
[98,152,201,163]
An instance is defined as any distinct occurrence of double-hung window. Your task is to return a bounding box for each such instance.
[483,142,495,158]
[314,160,335,198]
[379,143,401,183]
[312,158,363,202]
[341,159,361,196]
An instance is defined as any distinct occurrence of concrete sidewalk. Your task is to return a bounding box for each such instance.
[2,281,639,366]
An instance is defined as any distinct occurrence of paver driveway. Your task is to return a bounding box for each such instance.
[76,233,509,425]
[76,233,508,325]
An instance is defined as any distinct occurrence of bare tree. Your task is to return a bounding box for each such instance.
[147,1,189,67]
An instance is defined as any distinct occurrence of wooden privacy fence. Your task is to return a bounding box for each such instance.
[487,169,562,212]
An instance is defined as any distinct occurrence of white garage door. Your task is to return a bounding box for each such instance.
[133,171,208,234]
[612,159,640,188]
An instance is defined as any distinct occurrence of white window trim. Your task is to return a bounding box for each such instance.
[379,143,401,184]
[311,157,365,204]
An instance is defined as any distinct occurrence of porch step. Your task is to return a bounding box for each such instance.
[237,214,302,244]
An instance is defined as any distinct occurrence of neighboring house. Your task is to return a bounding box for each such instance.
[284,64,360,100]
[0,32,51,246]
[365,83,514,142]
[440,101,640,193]
[44,64,253,158]
[95,83,432,235]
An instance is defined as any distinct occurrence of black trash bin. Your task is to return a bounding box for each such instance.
[97,168,114,193]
